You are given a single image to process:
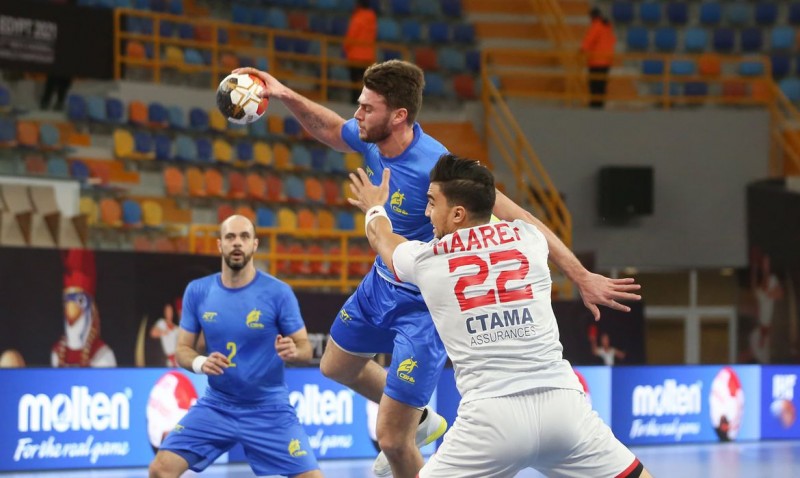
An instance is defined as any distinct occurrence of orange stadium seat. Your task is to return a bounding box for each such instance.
[228,171,246,199]
[246,172,266,200]
[128,101,148,126]
[273,142,291,170]
[235,205,256,223]
[204,168,224,197]
[267,115,284,135]
[163,167,185,196]
[186,167,206,197]
[217,203,235,223]
[297,208,316,229]
[305,177,324,203]
[323,178,341,206]
[17,121,39,147]
[317,209,335,230]
[99,198,122,227]
[266,174,284,202]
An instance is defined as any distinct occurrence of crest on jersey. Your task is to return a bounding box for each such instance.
[390,189,408,215]
[338,308,352,326]
[288,438,308,457]
[246,309,264,329]
[397,357,418,384]
[202,312,217,322]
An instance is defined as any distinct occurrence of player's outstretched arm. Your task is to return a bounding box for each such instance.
[275,327,313,364]
[492,189,641,320]
[347,168,408,273]
[232,67,353,153]
[175,329,229,375]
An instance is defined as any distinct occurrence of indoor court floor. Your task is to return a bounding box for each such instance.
[2,440,799,477]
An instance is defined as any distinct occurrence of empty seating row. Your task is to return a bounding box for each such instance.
[611,2,800,27]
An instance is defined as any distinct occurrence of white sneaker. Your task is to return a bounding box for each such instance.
[372,406,448,477]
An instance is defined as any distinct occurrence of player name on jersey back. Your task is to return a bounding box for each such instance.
[431,222,522,256]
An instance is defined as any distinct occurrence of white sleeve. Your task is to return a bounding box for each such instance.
[515,220,549,257]
[392,241,427,285]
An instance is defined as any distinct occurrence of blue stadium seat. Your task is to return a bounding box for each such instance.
[236,142,254,163]
[218,28,229,44]
[256,207,276,227]
[612,2,634,24]
[755,2,777,26]
[249,118,268,138]
[232,5,250,24]
[740,28,763,53]
[167,105,185,129]
[639,2,661,24]
[39,124,60,148]
[47,157,70,177]
[174,136,197,162]
[423,72,445,97]
[196,137,212,162]
[184,49,204,65]
[154,134,171,161]
[331,16,349,36]
[148,102,168,125]
[441,0,462,17]
[739,61,765,77]
[417,0,439,16]
[439,47,465,72]
[267,8,288,29]
[309,14,328,34]
[336,211,355,230]
[167,0,182,15]
[284,176,305,201]
[87,96,106,122]
[626,27,649,51]
[70,160,91,183]
[292,144,312,169]
[666,2,688,25]
[684,28,707,53]
[642,60,664,75]
[453,24,475,44]
[328,151,346,173]
[700,2,721,25]
[122,200,142,226]
[725,4,750,27]
[189,108,209,131]
[275,37,293,53]
[133,131,153,154]
[770,54,790,78]
[791,3,800,25]
[0,85,9,109]
[106,98,125,123]
[779,78,800,102]
[377,18,400,41]
[684,82,708,97]
[654,27,677,52]
[284,117,301,136]
[466,50,481,73]
[293,39,311,54]
[401,19,422,42]
[713,28,735,52]
[382,49,403,62]
[329,65,349,82]
[178,23,194,40]
[251,8,268,26]
[391,0,411,16]
[428,22,450,43]
[317,0,337,10]
[670,59,696,76]
[0,118,13,143]
[771,27,795,51]
[67,95,87,122]
[310,148,327,171]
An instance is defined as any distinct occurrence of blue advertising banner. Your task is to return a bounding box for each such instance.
[574,366,612,425]
[760,366,800,440]
[611,365,761,445]
[0,367,390,472]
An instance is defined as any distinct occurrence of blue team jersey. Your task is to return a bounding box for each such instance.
[180,271,305,405]
[341,118,447,283]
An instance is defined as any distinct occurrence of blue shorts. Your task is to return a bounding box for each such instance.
[159,396,318,476]
[330,267,447,408]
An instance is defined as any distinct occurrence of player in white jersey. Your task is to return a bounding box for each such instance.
[348,154,651,478]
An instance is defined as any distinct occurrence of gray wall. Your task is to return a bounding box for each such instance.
[498,103,770,269]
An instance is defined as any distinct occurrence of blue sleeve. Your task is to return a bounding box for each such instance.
[179,281,201,334]
[277,284,305,336]
[341,118,367,154]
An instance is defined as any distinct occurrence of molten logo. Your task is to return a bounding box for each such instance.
[18,386,131,432]
[246,309,263,328]
[289,438,308,457]
[632,379,702,416]
[397,358,418,384]
[290,384,353,426]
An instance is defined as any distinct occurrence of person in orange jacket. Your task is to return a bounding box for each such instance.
[581,8,616,108]
[344,0,378,103]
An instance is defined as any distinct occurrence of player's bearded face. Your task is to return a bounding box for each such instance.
[219,217,257,271]
[355,89,393,144]
[223,244,254,270]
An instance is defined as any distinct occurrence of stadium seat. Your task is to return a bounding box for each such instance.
[666,2,688,25]
[318,209,335,230]
[141,200,163,227]
[654,28,677,52]
[106,98,125,123]
[305,177,324,203]
[441,0,462,17]
[195,137,212,163]
[684,28,708,53]
[377,18,401,41]
[167,105,185,129]
[292,144,312,170]
[612,2,634,24]
[213,138,233,163]
[415,47,438,71]
[639,2,661,24]
[254,142,272,166]
[86,96,106,122]
[755,2,777,26]
[453,74,476,100]
[148,102,168,127]
[684,82,708,97]
[336,210,355,230]
[163,166,184,196]
[739,60,765,77]
[133,131,154,157]
[284,117,302,137]
[297,208,316,229]
[277,207,297,229]
[266,175,284,202]
[790,3,800,25]
[771,54,791,78]
[428,22,449,44]
[725,4,750,27]
[79,197,99,226]
[129,101,148,126]
[113,129,134,158]
[311,148,328,172]
[99,198,123,227]
[698,54,722,76]
[440,47,466,72]
[284,175,305,202]
[700,2,722,25]
[189,107,209,131]
[24,154,47,175]
[740,28,763,53]
[771,27,794,51]
[154,134,172,161]
[779,78,800,102]
[626,27,649,51]
[47,157,70,177]
[423,72,445,97]
[713,29,735,52]
[256,207,276,227]
[67,95,87,121]
[204,168,223,197]
[401,19,421,43]
[70,159,91,183]
[217,203,235,223]
[209,109,227,133]
[642,60,664,76]
[391,0,411,16]
[228,171,246,199]
[39,123,60,148]
[174,135,198,162]
[670,60,696,76]
[122,199,143,227]
[186,167,205,196]
[274,143,291,170]
[246,172,266,200]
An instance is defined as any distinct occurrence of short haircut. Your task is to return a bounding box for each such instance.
[363,60,424,125]
[220,214,256,237]
[429,153,496,220]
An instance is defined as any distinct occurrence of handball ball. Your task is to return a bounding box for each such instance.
[216,73,269,125]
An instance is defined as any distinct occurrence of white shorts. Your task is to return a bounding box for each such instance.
[420,388,641,478]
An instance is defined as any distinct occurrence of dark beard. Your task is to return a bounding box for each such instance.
[224,253,249,270]
[362,122,392,143]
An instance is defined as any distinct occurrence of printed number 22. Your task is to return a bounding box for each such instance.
[448,249,533,312]
[226,341,238,367]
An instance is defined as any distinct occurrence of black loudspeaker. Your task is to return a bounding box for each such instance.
[597,166,654,220]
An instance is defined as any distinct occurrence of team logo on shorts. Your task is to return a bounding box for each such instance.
[288,438,308,457]
[391,189,408,215]
[339,308,352,326]
[397,357,418,384]
[202,311,217,322]
[246,309,264,329]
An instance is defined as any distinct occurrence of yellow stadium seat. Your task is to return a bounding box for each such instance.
[253,141,272,166]
[209,109,227,133]
[79,197,99,226]
[277,207,297,229]
[344,152,363,171]
[113,129,134,159]
[164,46,183,65]
[213,138,233,163]
[273,142,291,170]
[267,115,284,135]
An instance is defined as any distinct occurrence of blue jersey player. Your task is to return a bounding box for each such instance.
[236,60,641,478]
[149,215,321,478]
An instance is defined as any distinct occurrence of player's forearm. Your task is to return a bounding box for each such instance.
[175,344,201,372]
[287,338,313,364]
[366,218,407,274]
[276,88,347,151]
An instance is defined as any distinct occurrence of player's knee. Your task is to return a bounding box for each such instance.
[148,454,179,478]
[377,433,413,461]
[319,349,354,384]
